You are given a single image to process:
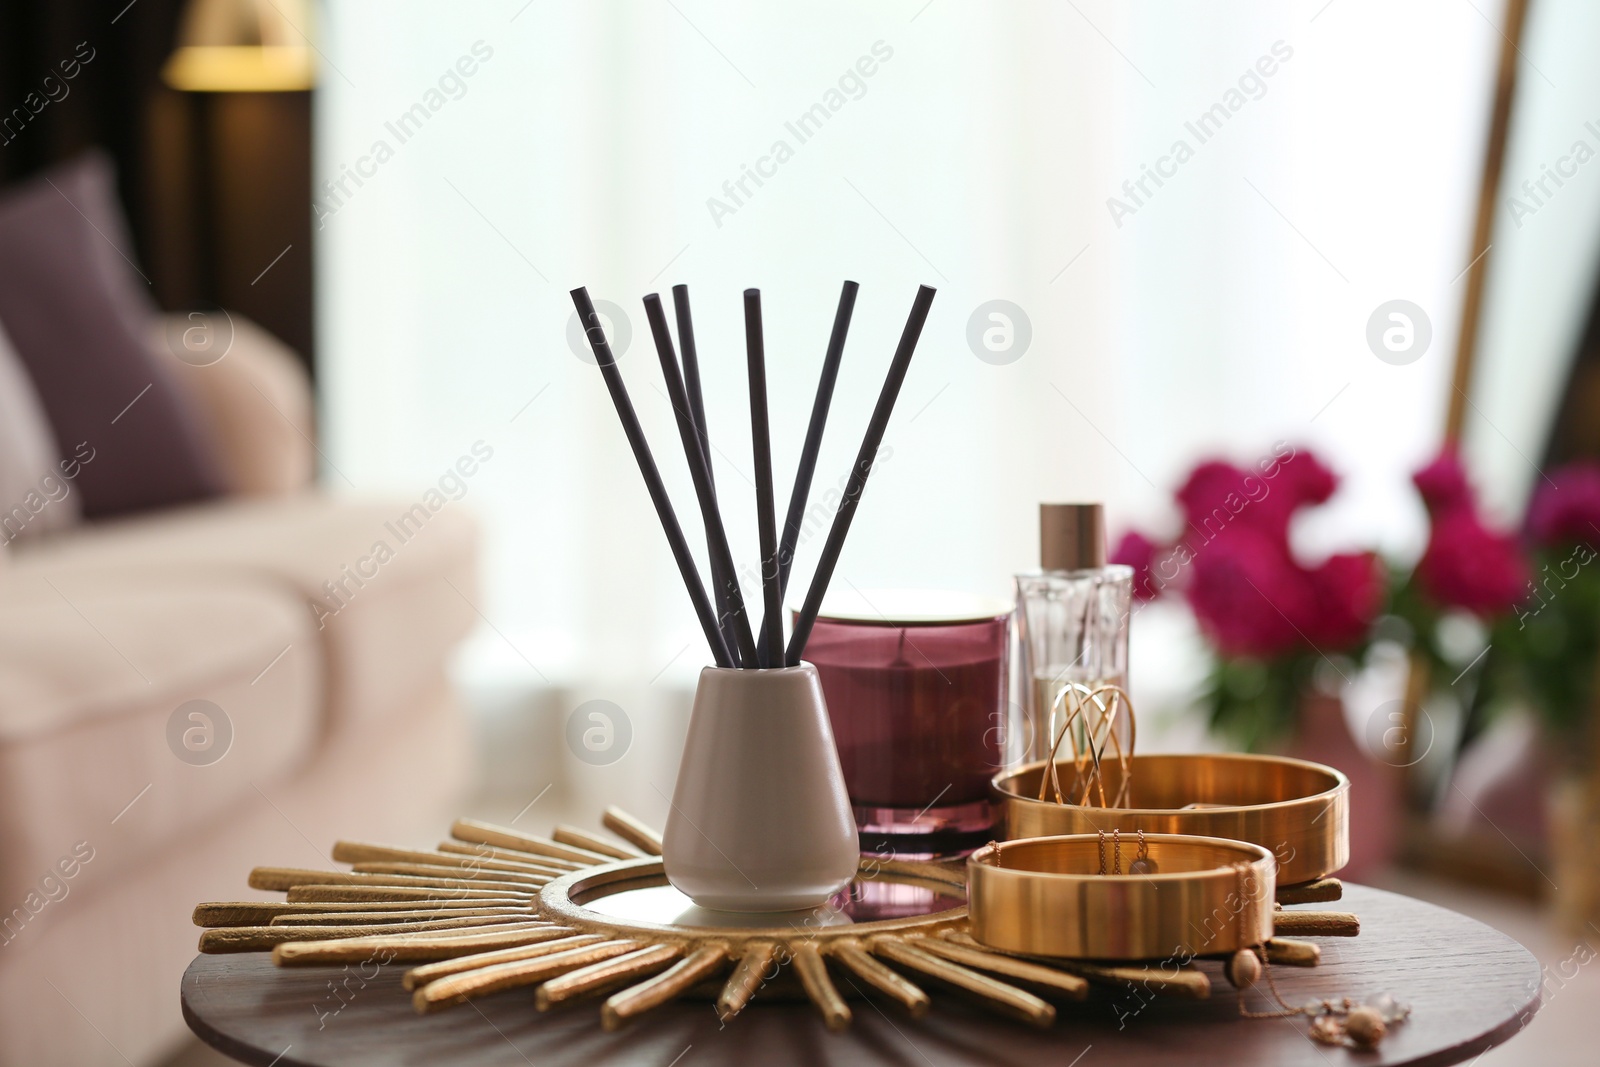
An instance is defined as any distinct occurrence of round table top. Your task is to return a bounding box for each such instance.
[182,884,1542,1067]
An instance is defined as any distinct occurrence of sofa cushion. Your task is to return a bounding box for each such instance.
[0,152,226,518]
[153,312,316,497]
[11,491,480,730]
[0,320,80,543]
[0,570,320,916]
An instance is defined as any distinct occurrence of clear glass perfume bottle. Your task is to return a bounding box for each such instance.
[1013,503,1132,764]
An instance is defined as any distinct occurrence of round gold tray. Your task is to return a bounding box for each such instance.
[191,809,1359,1032]
[969,833,1276,960]
[992,753,1349,886]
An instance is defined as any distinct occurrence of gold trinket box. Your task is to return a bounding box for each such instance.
[992,753,1349,886]
[968,833,1276,960]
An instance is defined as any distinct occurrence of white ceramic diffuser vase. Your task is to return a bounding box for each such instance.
[663,663,860,912]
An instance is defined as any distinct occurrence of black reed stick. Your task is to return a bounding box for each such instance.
[785,285,936,666]
[571,287,735,669]
[670,285,738,657]
[744,289,783,667]
[672,286,714,492]
[643,293,760,668]
[776,280,858,601]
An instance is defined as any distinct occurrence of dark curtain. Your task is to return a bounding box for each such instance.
[0,0,187,265]
[0,0,315,372]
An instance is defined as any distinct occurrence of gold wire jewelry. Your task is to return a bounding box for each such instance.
[1093,830,1158,877]
[1094,829,1149,876]
[1227,863,1411,1050]
[1038,683,1137,809]
[1128,830,1158,875]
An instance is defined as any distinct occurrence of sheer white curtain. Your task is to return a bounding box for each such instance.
[317,1,1502,733]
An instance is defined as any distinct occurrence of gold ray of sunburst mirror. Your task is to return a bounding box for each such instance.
[191,808,1358,1032]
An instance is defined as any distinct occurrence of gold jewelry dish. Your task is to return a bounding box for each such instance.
[993,753,1350,887]
[190,808,1360,1032]
[968,833,1276,960]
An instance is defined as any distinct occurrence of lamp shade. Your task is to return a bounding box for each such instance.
[162,0,315,92]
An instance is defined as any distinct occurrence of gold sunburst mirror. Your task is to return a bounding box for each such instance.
[192,808,1355,1032]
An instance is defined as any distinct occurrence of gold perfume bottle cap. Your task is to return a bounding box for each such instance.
[1040,503,1105,571]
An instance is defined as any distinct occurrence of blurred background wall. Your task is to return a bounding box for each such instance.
[311,1,1511,727]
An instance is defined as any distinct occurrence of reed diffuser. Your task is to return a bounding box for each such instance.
[571,282,936,911]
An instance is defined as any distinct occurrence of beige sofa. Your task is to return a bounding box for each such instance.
[0,318,475,1066]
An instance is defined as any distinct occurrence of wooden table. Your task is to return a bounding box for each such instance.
[182,884,1542,1067]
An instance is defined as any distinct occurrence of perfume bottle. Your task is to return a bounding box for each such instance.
[1013,503,1132,764]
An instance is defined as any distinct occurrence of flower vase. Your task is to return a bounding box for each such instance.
[662,663,860,912]
[1285,690,1399,881]
[1550,773,1600,935]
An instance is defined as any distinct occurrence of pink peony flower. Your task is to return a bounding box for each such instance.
[1185,527,1315,659]
[1527,461,1600,548]
[1304,552,1385,649]
[1416,508,1528,615]
[1176,461,1257,535]
[1274,448,1338,512]
[1413,450,1473,514]
[1110,530,1162,601]
[1175,447,1334,549]
[1411,448,1528,615]
[1132,446,1381,658]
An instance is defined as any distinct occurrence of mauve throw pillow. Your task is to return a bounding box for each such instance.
[0,152,225,518]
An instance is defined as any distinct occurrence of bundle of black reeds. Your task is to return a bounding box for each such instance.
[571,282,935,669]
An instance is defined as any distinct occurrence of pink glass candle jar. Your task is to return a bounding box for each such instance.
[799,590,1012,859]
